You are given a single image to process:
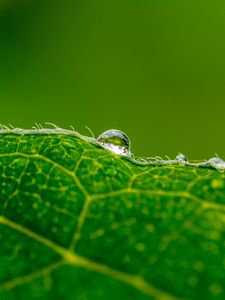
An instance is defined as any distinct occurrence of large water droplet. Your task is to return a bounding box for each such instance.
[96,129,131,157]
[207,157,225,171]
[176,153,188,163]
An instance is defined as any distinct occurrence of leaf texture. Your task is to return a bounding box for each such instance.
[0,131,225,300]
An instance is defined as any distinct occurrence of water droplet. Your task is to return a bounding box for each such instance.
[96,129,131,157]
[14,127,24,134]
[176,153,188,163]
[207,158,225,171]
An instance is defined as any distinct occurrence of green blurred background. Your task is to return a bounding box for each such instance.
[0,0,224,159]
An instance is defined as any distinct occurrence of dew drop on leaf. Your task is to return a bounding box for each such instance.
[207,157,225,171]
[96,129,131,157]
[176,153,188,163]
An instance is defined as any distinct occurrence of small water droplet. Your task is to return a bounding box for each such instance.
[207,157,225,171]
[96,129,131,157]
[176,153,188,163]
[14,128,23,133]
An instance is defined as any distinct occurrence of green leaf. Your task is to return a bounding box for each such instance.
[0,130,225,300]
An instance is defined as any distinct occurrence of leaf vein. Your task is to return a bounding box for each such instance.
[0,216,181,300]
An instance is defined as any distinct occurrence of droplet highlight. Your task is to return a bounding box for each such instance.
[96,129,131,157]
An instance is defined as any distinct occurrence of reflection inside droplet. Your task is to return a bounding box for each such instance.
[96,129,131,157]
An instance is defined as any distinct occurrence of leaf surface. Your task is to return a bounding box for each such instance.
[0,131,225,300]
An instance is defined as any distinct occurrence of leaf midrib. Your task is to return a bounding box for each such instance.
[0,215,179,300]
